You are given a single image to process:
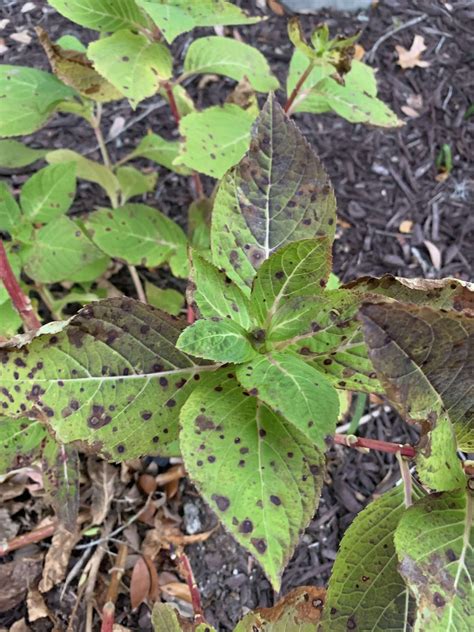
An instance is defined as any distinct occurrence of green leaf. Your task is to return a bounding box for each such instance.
[23,216,107,284]
[180,372,324,590]
[395,490,473,631]
[188,197,211,252]
[56,35,86,53]
[0,181,21,234]
[0,140,47,168]
[184,36,278,92]
[177,104,255,178]
[41,441,80,532]
[177,319,257,363]
[48,0,148,32]
[159,83,196,118]
[251,238,332,326]
[129,133,191,174]
[88,30,172,108]
[116,166,157,203]
[85,204,188,278]
[0,65,76,137]
[211,94,336,296]
[20,162,76,223]
[151,603,182,631]
[190,252,253,330]
[0,417,46,472]
[0,298,210,460]
[46,149,120,207]
[0,300,23,338]
[145,282,183,317]
[136,0,261,43]
[359,302,474,451]
[322,485,417,632]
[288,17,318,61]
[0,248,22,306]
[236,352,339,450]
[416,415,465,492]
[287,49,335,113]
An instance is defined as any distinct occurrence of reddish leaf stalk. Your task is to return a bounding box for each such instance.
[333,434,416,458]
[100,602,115,632]
[0,520,56,555]
[177,550,204,624]
[0,241,40,331]
[284,60,315,114]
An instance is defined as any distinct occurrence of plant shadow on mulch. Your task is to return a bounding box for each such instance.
[0,0,473,630]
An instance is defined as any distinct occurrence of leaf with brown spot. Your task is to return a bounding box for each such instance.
[0,417,47,473]
[359,302,474,451]
[41,441,80,532]
[211,94,336,296]
[180,371,324,590]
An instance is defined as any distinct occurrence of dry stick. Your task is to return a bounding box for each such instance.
[0,240,41,331]
[0,519,56,555]
[396,452,413,508]
[333,433,416,458]
[177,548,205,625]
[100,541,129,632]
[284,60,315,115]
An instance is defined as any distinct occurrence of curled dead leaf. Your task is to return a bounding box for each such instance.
[396,35,430,69]
[39,526,79,592]
[160,581,193,603]
[130,555,160,610]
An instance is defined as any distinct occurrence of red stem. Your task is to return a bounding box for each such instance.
[0,520,56,555]
[100,602,115,632]
[0,240,40,331]
[284,60,315,114]
[163,81,181,126]
[178,550,204,624]
[333,434,416,458]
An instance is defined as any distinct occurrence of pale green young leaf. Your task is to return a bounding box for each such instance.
[129,133,191,174]
[287,49,335,113]
[322,485,418,632]
[188,197,211,252]
[23,216,106,284]
[251,238,332,326]
[68,253,110,284]
[85,204,188,278]
[136,0,261,43]
[177,319,256,363]
[0,66,76,137]
[184,37,278,92]
[0,298,210,460]
[0,418,46,472]
[151,603,182,631]
[211,94,336,296]
[145,282,183,317]
[88,30,172,108]
[176,104,255,178]
[41,441,80,532]
[0,140,47,168]
[20,162,76,223]
[190,252,253,330]
[0,182,21,234]
[180,372,324,590]
[236,352,339,450]
[46,149,120,207]
[0,300,23,338]
[359,302,474,451]
[56,35,86,53]
[416,415,465,492]
[116,166,157,203]
[395,490,473,631]
[288,17,317,60]
[48,0,148,32]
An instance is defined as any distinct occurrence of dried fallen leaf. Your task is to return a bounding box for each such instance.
[130,555,159,609]
[396,35,430,69]
[27,588,49,622]
[399,219,413,234]
[0,19,11,29]
[354,44,365,60]
[0,554,43,612]
[160,581,193,603]
[39,526,79,592]
[424,239,442,270]
[155,465,185,487]
[10,31,32,45]
[88,457,118,526]
[435,170,450,183]
[9,620,31,632]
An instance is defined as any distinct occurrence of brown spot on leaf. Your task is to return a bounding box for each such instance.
[211,494,230,511]
[251,538,267,554]
[239,519,253,533]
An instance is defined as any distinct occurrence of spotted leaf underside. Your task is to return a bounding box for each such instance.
[0,298,212,460]
[179,372,324,590]
[211,94,336,296]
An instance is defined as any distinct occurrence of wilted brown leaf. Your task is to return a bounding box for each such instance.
[396,35,430,69]
[39,526,79,592]
[160,581,193,603]
[399,220,413,234]
[88,457,118,525]
[27,588,49,622]
[130,555,159,610]
[0,554,43,612]
[9,620,31,632]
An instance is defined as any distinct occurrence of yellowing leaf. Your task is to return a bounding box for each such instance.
[395,35,430,69]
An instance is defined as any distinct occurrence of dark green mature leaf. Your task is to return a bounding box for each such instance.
[0,298,212,460]
[136,0,261,43]
[48,0,148,32]
[0,66,76,137]
[0,140,47,168]
[41,441,80,532]
[395,490,473,631]
[0,182,22,234]
[190,252,253,330]
[211,94,336,296]
[177,104,255,178]
[88,30,172,108]
[322,485,418,632]
[180,372,324,590]
[359,302,474,451]
[177,319,257,363]
[146,282,183,317]
[0,300,23,338]
[184,37,278,92]
[0,417,47,472]
[20,162,76,223]
[236,353,339,450]
[128,133,191,174]
[85,204,188,278]
[23,217,106,284]
[251,238,332,326]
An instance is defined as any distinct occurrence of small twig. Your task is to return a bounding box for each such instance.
[397,452,413,508]
[366,14,428,63]
[176,549,204,625]
[128,265,147,303]
[105,542,128,603]
[0,240,41,331]
[0,518,56,555]
[284,59,315,114]
[333,434,416,458]
[91,103,111,168]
